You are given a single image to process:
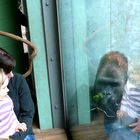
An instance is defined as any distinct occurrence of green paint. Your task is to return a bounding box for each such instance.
[0,0,25,73]
[72,0,90,124]
[57,0,91,125]
[26,0,53,129]
[56,1,78,126]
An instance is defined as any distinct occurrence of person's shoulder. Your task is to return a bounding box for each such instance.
[13,72,23,77]
[12,72,25,82]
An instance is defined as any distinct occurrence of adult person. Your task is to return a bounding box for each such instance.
[0,48,35,140]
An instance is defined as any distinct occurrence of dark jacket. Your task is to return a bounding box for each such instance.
[8,73,35,140]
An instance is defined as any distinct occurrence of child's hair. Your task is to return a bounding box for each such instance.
[128,62,140,86]
[0,68,6,89]
[0,48,16,74]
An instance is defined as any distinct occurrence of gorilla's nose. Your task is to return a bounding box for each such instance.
[104,90,111,96]
[104,87,112,96]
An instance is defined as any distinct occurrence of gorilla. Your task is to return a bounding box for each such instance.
[92,51,140,140]
[92,51,128,117]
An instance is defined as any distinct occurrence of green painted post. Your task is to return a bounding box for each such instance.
[72,0,90,124]
[0,0,25,73]
[56,1,78,126]
[57,0,91,125]
[57,0,111,125]
[26,0,53,129]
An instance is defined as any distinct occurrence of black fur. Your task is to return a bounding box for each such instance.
[92,51,128,117]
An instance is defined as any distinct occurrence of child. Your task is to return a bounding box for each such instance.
[0,69,27,139]
[114,63,140,140]
[117,63,140,120]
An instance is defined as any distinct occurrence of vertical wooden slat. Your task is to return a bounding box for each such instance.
[26,0,53,129]
[72,0,90,124]
[57,0,91,125]
[56,0,78,126]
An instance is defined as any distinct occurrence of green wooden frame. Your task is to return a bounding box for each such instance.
[26,0,53,129]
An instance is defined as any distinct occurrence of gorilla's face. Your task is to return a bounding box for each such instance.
[93,64,127,117]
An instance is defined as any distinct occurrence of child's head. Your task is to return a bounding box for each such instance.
[0,48,16,74]
[128,62,140,86]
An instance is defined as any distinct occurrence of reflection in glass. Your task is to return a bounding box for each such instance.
[57,0,140,139]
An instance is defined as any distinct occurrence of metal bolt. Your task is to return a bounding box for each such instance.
[54,105,58,109]
[45,2,49,6]
[50,57,54,62]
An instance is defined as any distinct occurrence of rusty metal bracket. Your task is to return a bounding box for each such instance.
[0,31,37,78]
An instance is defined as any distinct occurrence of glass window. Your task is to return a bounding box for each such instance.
[57,0,140,139]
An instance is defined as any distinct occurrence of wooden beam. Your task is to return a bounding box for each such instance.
[26,0,53,129]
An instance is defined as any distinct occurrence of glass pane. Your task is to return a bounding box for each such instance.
[57,0,140,139]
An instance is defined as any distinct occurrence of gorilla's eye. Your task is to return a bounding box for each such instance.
[97,79,119,87]
[111,82,119,87]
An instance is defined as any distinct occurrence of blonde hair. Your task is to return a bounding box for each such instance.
[0,69,6,89]
[128,62,140,86]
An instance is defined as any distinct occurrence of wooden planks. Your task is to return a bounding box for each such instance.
[33,125,107,140]
[34,128,67,140]
[70,122,107,140]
